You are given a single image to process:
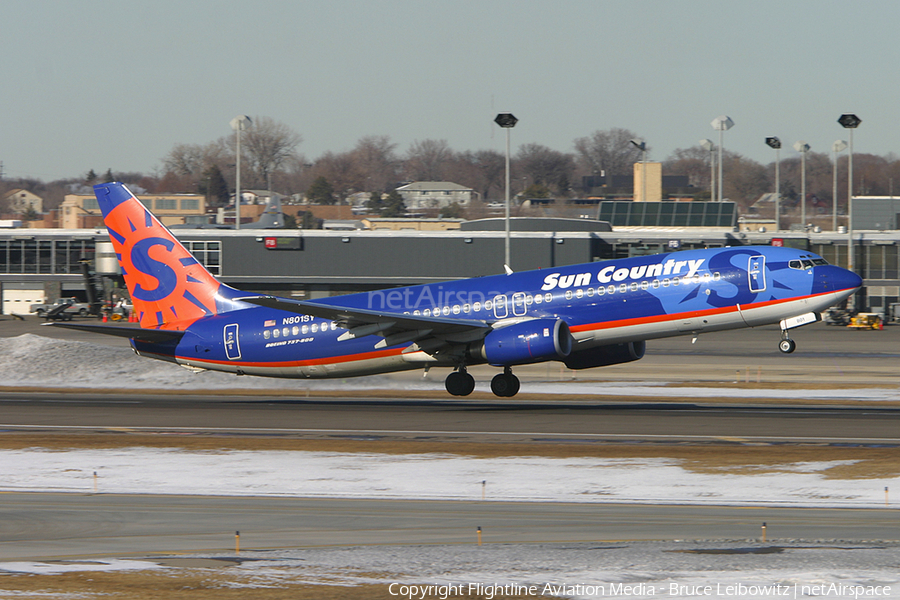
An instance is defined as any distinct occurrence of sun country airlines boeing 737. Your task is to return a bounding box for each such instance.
[53,182,862,397]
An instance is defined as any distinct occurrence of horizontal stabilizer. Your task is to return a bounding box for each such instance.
[44,322,186,344]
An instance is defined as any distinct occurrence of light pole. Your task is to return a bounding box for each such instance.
[711,116,734,202]
[494,113,518,271]
[832,140,848,232]
[838,114,861,273]
[793,142,810,230]
[765,137,781,230]
[230,115,252,229]
[630,139,647,202]
[699,139,715,202]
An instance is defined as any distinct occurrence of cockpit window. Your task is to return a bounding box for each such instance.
[790,258,829,270]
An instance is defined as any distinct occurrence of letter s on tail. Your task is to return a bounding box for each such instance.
[94,182,240,330]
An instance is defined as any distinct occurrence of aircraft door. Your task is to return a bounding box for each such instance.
[493,295,508,319]
[224,323,241,360]
[511,292,527,316]
[748,255,766,293]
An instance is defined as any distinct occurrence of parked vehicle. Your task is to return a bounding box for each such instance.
[29,297,91,319]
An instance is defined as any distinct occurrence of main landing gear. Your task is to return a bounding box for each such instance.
[490,366,520,398]
[445,367,476,396]
[443,366,522,397]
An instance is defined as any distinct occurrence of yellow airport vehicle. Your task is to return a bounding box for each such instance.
[847,312,883,330]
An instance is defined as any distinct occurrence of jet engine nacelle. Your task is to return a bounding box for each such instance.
[563,340,646,370]
[479,318,572,366]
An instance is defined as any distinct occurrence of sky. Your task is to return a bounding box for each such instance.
[3,0,900,182]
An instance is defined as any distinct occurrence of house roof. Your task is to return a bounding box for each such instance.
[396,182,473,192]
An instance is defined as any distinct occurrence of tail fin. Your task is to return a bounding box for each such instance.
[94,182,243,330]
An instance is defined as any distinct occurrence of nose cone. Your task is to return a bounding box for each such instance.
[816,265,862,295]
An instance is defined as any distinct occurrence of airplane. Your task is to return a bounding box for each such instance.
[51,182,863,398]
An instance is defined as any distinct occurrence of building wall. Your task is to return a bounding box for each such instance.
[633,162,663,202]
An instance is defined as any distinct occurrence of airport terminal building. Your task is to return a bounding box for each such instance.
[0,200,897,316]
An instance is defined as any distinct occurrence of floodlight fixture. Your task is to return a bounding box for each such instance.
[839,113,861,275]
[766,137,782,229]
[832,140,848,232]
[230,115,252,230]
[710,116,734,201]
[794,142,811,229]
[494,113,518,269]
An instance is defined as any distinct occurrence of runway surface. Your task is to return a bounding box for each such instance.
[2,493,897,561]
[1,392,899,445]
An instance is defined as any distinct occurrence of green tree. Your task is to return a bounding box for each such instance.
[522,183,551,199]
[439,202,464,219]
[199,164,230,207]
[307,176,335,205]
[85,169,97,183]
[366,191,383,213]
[380,190,406,218]
[103,169,115,183]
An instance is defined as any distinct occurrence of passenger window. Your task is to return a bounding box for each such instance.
[607,285,615,294]
[424,309,431,317]
[453,305,460,314]
[652,280,660,289]
[618,283,627,293]
[292,326,300,336]
[662,278,670,287]
[264,329,271,339]
[485,301,493,310]
[630,283,638,292]
[565,290,573,300]
[474,302,481,312]
[640,281,649,290]
[534,295,542,304]
[575,289,584,299]
[544,293,552,303]
[597,286,606,296]
[673,277,681,286]
[302,325,309,334]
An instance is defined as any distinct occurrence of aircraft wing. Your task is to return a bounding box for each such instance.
[241,296,491,347]
[44,322,187,344]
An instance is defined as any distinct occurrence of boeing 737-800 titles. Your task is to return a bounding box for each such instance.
[53,182,863,397]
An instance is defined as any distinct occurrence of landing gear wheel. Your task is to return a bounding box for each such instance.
[778,338,796,354]
[490,370,520,397]
[445,370,475,396]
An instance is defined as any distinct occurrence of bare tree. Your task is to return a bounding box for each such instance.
[516,143,576,196]
[350,135,399,192]
[242,117,303,188]
[664,145,715,191]
[405,139,453,181]
[574,128,647,178]
[454,150,506,201]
